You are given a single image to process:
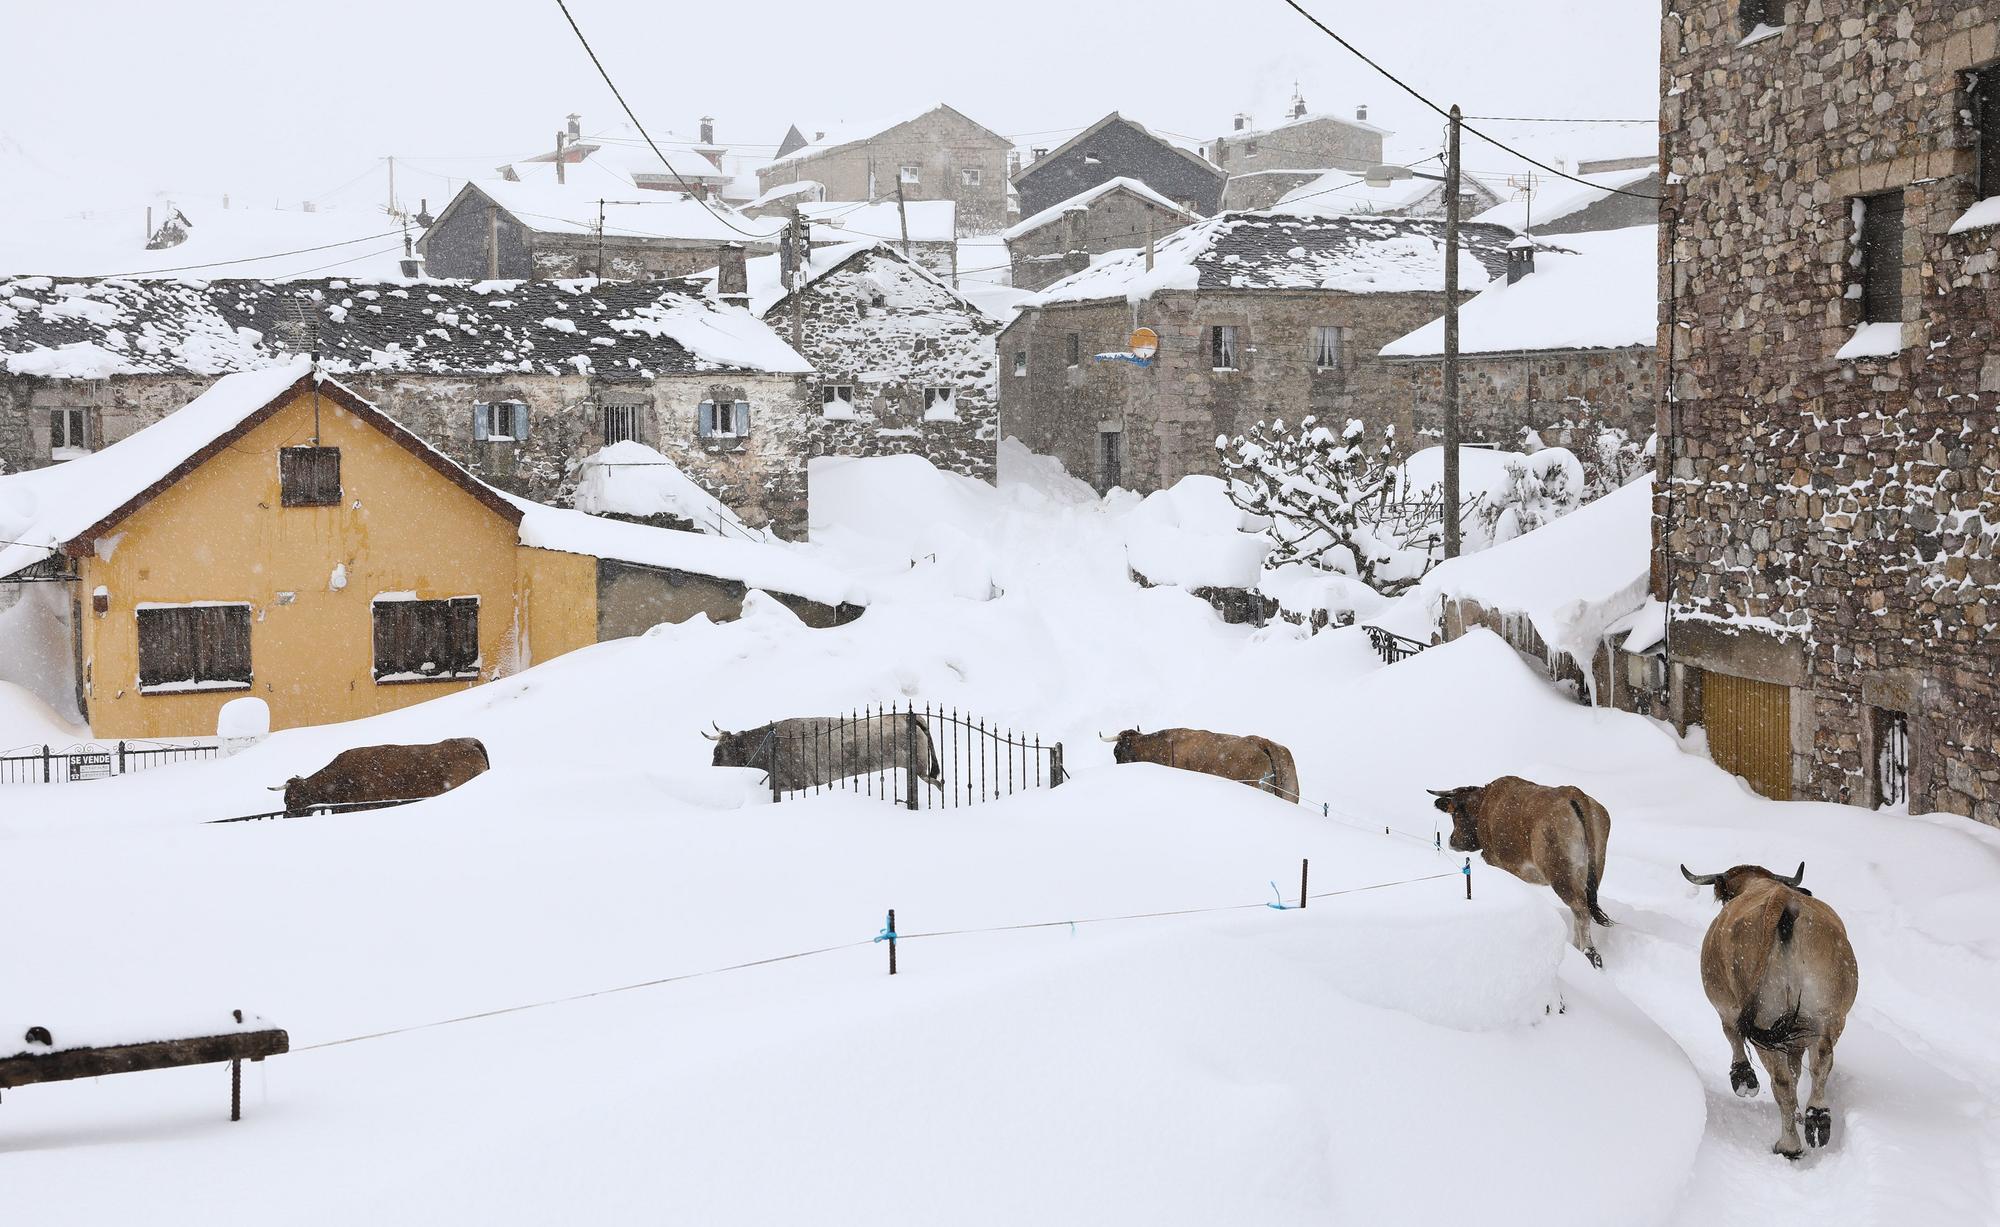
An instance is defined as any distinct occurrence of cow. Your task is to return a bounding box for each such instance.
[1102,727,1301,801]
[705,715,942,794]
[271,737,489,817]
[1679,861,1859,1160]
[1428,776,1613,966]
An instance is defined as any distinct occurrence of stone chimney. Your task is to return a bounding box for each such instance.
[1356,104,1369,122]
[1058,205,1091,279]
[1233,112,1251,132]
[717,242,749,307]
[566,113,582,140]
[399,233,425,279]
[700,116,715,145]
[415,198,434,228]
[1506,234,1536,284]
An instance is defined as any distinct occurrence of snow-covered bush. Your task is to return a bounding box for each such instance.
[1521,410,1651,500]
[1480,447,1585,544]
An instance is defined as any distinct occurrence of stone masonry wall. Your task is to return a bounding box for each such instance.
[1006,191,1196,292]
[756,111,1012,235]
[1210,116,1383,176]
[1663,1,2000,823]
[1377,345,1657,450]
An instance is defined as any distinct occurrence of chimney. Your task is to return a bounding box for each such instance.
[1030,147,1048,163]
[717,242,749,307]
[415,197,434,228]
[1356,104,1369,122]
[1233,113,1250,132]
[1059,205,1090,278]
[567,113,582,140]
[1290,90,1308,120]
[700,115,715,146]
[399,233,425,279]
[302,200,317,213]
[1506,235,1536,284]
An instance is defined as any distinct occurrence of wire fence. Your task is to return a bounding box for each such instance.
[0,741,218,785]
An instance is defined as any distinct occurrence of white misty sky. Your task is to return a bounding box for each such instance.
[1,0,1658,214]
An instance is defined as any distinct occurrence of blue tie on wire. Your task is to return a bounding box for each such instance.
[1267,881,1294,910]
[874,912,897,943]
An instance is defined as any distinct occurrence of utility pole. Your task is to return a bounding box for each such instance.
[894,174,912,258]
[596,199,606,279]
[787,204,805,349]
[386,156,397,220]
[1442,104,1463,560]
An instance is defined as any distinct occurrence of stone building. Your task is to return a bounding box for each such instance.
[1660,0,2000,823]
[1470,163,1661,236]
[801,200,959,281]
[1205,102,1387,179]
[417,177,780,281]
[1013,113,1227,217]
[753,106,1013,235]
[706,242,1000,480]
[1001,178,1197,292]
[1219,171,1326,212]
[0,271,818,538]
[1377,225,1658,451]
[997,212,1511,494]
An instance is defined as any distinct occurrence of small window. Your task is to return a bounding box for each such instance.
[923,387,958,419]
[1099,430,1123,490]
[1245,141,1259,156]
[899,165,921,185]
[822,385,856,417]
[137,604,252,693]
[1067,333,1081,367]
[372,596,479,683]
[1312,326,1342,370]
[960,168,981,187]
[1857,190,1905,323]
[49,407,89,457]
[1211,325,1240,371]
[279,446,341,507]
[1013,349,1028,376]
[1738,0,1773,35]
[474,400,528,443]
[698,400,752,438]
[601,404,639,445]
[1972,64,2000,199]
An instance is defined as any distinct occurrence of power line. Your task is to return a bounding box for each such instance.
[1273,0,1662,202]
[96,228,408,278]
[1462,114,1656,125]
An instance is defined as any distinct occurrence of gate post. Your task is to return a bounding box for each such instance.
[42,744,51,783]
[904,711,919,811]
[1049,742,1065,787]
[770,729,782,803]
[117,741,126,775]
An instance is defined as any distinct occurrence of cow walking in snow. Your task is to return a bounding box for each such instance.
[1428,776,1613,966]
[706,714,942,793]
[272,737,490,817]
[1101,727,1301,801]
[1680,861,1859,1160]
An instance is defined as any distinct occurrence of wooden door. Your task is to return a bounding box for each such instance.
[1702,671,1793,800]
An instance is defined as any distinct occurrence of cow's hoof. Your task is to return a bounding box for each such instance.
[1775,1142,1803,1162]
[1730,1061,1759,1098]
[1804,1108,1831,1148]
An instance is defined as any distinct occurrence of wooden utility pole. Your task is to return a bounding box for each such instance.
[1442,104,1463,560]
[787,205,805,349]
[386,156,397,220]
[894,174,912,258]
[596,199,606,278]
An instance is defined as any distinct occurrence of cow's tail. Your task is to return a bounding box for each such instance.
[1573,798,1614,927]
[1739,901,1812,1051]
[1261,741,1301,803]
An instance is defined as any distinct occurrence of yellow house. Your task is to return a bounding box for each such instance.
[0,363,599,738]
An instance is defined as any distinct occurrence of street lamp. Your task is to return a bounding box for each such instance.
[1366,104,1464,559]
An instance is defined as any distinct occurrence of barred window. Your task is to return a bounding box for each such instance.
[601,404,639,445]
[280,446,341,507]
[137,604,252,692]
[372,597,479,683]
[1067,333,1081,367]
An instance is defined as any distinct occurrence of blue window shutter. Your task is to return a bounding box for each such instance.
[473,403,489,441]
[513,402,530,440]
[698,401,714,437]
[736,401,751,435]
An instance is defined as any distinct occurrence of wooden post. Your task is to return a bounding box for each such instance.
[887,909,898,975]
[1464,856,1473,900]
[1049,742,1065,786]
[230,1058,242,1122]
[117,741,126,775]
[1300,858,1309,909]
[894,175,913,258]
[1442,103,1463,560]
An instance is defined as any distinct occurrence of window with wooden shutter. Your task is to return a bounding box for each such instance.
[280,446,341,507]
[136,604,252,692]
[1859,190,1904,323]
[372,597,480,682]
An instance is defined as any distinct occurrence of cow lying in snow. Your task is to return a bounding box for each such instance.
[272,737,490,817]
[1680,861,1859,1160]
[1103,727,1301,801]
[1429,776,1613,966]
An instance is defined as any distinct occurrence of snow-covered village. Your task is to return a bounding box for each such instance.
[1,2,1997,1223]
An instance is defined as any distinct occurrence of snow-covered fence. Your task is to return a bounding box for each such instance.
[0,740,218,785]
[768,704,1065,811]
[1362,626,1431,665]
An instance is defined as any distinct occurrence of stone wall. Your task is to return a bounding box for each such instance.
[1662,2,2000,823]
[1377,345,1656,450]
[1210,116,1383,176]
[755,110,1012,234]
[1006,190,1196,292]
[420,200,533,279]
[999,287,1459,493]
[1220,172,1323,212]
[418,195,763,281]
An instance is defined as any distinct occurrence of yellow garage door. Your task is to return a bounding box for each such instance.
[1702,671,1793,801]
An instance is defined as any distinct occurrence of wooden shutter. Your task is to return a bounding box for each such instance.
[200,605,252,684]
[447,598,479,675]
[137,608,195,687]
[1861,191,1904,323]
[697,401,715,437]
[473,403,490,442]
[280,447,340,507]
[1702,672,1793,801]
[512,402,530,440]
[735,401,751,435]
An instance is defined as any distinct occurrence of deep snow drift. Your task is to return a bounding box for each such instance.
[2,449,1996,1227]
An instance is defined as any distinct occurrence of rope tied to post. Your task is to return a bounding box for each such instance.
[873,912,898,943]
[1266,881,1294,910]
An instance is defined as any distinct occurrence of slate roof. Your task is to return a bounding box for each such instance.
[0,275,810,380]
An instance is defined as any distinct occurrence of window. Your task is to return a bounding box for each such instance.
[278,446,341,507]
[923,387,958,419]
[49,407,89,457]
[1312,326,1342,370]
[1738,0,1773,35]
[474,400,529,443]
[960,167,981,187]
[1099,430,1123,491]
[1067,333,1081,367]
[1211,325,1240,370]
[1013,350,1028,376]
[1857,190,1905,323]
[698,400,751,438]
[822,385,856,417]
[1972,64,2000,199]
[136,604,252,693]
[372,596,479,683]
[899,165,921,185]
[601,404,639,445]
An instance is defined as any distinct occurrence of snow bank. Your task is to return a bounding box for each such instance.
[1380,226,1657,356]
[1122,476,1270,589]
[607,296,812,373]
[569,440,755,537]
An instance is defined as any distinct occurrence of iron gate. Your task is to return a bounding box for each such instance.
[1875,708,1910,808]
[0,741,219,785]
[767,704,1065,810]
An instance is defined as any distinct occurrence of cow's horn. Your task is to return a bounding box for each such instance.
[1777,861,1805,888]
[699,729,721,742]
[1098,731,1120,743]
[265,784,286,791]
[1425,788,1453,797]
[1679,864,1720,886]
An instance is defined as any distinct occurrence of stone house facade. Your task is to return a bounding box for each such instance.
[1220,171,1325,212]
[1660,1,2000,824]
[997,213,1511,494]
[417,182,779,281]
[1013,114,1227,217]
[754,106,1013,235]
[0,275,817,538]
[1206,108,1387,177]
[1002,180,1197,292]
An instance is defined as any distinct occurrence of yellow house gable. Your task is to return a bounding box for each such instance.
[71,378,594,738]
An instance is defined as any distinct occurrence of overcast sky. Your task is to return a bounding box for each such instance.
[1,0,1658,215]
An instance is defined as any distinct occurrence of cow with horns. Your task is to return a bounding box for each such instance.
[1101,727,1301,801]
[1428,777,1613,966]
[704,715,943,793]
[1680,861,1859,1160]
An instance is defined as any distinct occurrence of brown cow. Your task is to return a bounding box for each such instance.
[1429,776,1613,966]
[272,737,490,817]
[1104,727,1301,801]
[1680,862,1859,1160]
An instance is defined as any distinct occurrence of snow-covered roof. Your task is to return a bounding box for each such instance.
[1267,168,1510,218]
[1219,109,1391,144]
[1000,177,1196,242]
[1028,211,1514,306]
[1378,225,1657,357]
[802,200,956,245]
[747,180,825,210]
[764,105,1008,170]
[0,204,411,281]
[570,440,758,537]
[694,240,988,327]
[0,275,811,380]
[577,136,730,186]
[446,180,782,245]
[1469,164,1658,233]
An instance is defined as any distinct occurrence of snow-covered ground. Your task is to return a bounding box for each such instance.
[2,449,1996,1225]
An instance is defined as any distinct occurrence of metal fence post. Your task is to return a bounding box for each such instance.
[41,744,50,784]
[904,712,919,811]
[770,729,781,804]
[1049,742,1065,787]
[117,741,126,775]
